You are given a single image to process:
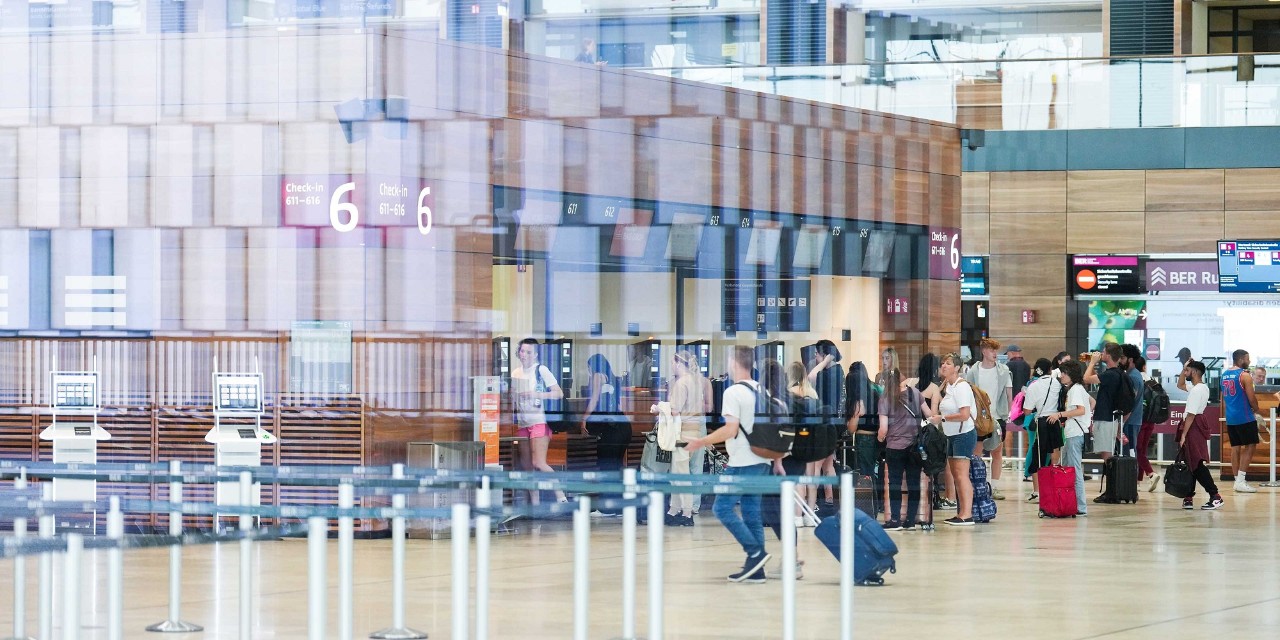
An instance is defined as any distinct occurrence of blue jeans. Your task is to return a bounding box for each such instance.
[1122,422,1140,457]
[1060,435,1087,515]
[714,464,770,556]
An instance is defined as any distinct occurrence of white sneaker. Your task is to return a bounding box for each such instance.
[794,516,805,527]
[1235,481,1258,494]
[802,514,820,528]
[1147,473,1161,493]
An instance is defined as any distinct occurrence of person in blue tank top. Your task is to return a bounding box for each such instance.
[1221,349,1263,493]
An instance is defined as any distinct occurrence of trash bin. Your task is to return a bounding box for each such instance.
[406,441,485,539]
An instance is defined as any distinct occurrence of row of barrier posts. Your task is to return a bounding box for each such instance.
[0,461,864,640]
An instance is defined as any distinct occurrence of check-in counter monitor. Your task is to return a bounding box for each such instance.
[39,370,110,501]
[205,371,276,506]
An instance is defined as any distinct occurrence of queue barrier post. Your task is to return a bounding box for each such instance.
[1263,408,1280,488]
[573,496,591,640]
[780,481,797,640]
[107,497,124,640]
[839,473,854,640]
[238,471,254,640]
[339,481,355,640]
[38,483,54,640]
[5,471,33,640]
[451,503,471,640]
[614,468,638,640]
[307,516,328,640]
[63,534,83,640]
[370,464,427,640]
[147,460,203,633]
[475,475,492,640]
[647,491,664,640]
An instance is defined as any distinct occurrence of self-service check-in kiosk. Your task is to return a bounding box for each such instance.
[39,363,110,502]
[204,362,276,507]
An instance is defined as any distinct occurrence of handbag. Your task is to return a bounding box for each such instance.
[640,430,672,472]
[1163,450,1196,499]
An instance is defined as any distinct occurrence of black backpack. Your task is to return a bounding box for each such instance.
[900,388,948,476]
[1113,369,1136,417]
[732,382,794,460]
[788,394,839,463]
[1143,379,1171,424]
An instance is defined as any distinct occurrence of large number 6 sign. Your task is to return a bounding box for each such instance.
[950,233,961,271]
[329,182,358,233]
[417,186,433,236]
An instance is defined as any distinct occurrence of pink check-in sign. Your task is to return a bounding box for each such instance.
[929,227,962,280]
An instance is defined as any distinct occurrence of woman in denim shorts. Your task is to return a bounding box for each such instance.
[927,353,977,526]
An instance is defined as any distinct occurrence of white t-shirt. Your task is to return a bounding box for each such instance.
[1022,375,1059,415]
[721,380,772,467]
[511,363,558,427]
[939,380,976,436]
[1063,384,1092,438]
[1184,382,1210,416]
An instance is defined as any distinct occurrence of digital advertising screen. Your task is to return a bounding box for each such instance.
[1218,240,1280,293]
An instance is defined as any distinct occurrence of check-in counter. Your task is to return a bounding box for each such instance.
[1219,386,1280,480]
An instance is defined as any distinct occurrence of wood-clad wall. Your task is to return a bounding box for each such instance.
[963,168,1280,356]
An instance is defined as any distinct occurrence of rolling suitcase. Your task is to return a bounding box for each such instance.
[969,456,997,523]
[814,509,898,586]
[1037,465,1079,518]
[1098,439,1139,504]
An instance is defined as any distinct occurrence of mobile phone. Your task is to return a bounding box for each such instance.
[676,442,688,448]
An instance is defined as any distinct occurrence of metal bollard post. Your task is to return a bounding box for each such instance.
[63,534,83,640]
[780,481,797,640]
[7,472,33,640]
[307,516,328,640]
[647,491,664,640]
[475,475,492,640]
[239,471,253,640]
[38,483,54,640]
[451,503,470,640]
[147,460,202,633]
[339,482,354,640]
[107,497,124,640]
[614,468,638,640]
[370,464,426,639]
[839,474,854,640]
[573,496,591,640]
[1264,408,1280,487]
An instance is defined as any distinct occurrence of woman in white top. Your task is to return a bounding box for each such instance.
[662,350,712,525]
[925,353,976,526]
[1043,360,1091,517]
[511,338,566,506]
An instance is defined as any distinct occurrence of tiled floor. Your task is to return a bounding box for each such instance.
[3,474,1280,639]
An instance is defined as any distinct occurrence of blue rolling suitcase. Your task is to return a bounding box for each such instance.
[814,509,898,586]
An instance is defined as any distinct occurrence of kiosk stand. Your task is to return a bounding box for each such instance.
[39,360,110,506]
[204,359,276,510]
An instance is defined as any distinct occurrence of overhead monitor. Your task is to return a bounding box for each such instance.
[792,224,831,269]
[744,219,783,266]
[609,207,654,258]
[862,230,897,275]
[665,211,706,261]
[1218,240,1280,293]
[513,195,563,254]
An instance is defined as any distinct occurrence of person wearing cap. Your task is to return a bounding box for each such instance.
[1004,345,1031,469]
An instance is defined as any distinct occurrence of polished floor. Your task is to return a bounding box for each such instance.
[3,473,1280,639]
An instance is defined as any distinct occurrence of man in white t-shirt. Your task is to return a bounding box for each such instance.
[964,337,1012,499]
[1178,361,1224,510]
[688,346,773,584]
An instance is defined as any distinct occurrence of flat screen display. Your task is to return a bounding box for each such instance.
[609,207,654,258]
[862,230,896,274]
[665,211,706,261]
[744,220,783,266]
[792,225,830,269]
[1219,240,1280,293]
[214,373,264,413]
[514,196,563,254]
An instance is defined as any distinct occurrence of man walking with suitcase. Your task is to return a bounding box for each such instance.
[687,346,773,583]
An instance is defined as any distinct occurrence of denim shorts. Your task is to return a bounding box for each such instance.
[947,429,978,459]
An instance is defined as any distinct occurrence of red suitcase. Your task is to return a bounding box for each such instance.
[1037,465,1079,518]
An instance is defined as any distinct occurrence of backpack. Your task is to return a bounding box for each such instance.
[970,383,995,437]
[788,394,839,463]
[1113,369,1136,417]
[732,382,794,460]
[1143,379,1171,424]
[1009,388,1027,423]
[915,422,948,477]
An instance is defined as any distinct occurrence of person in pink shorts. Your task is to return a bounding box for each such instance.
[512,338,567,507]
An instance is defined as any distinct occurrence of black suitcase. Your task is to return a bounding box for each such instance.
[1099,454,1139,504]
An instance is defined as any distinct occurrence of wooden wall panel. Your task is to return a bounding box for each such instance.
[1225,210,1280,240]
[1145,170,1225,212]
[1066,211,1146,254]
[1144,210,1225,253]
[989,171,1066,214]
[989,254,1066,297]
[1067,171,1145,212]
[988,297,1066,345]
[989,210,1066,255]
[1225,169,1280,210]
